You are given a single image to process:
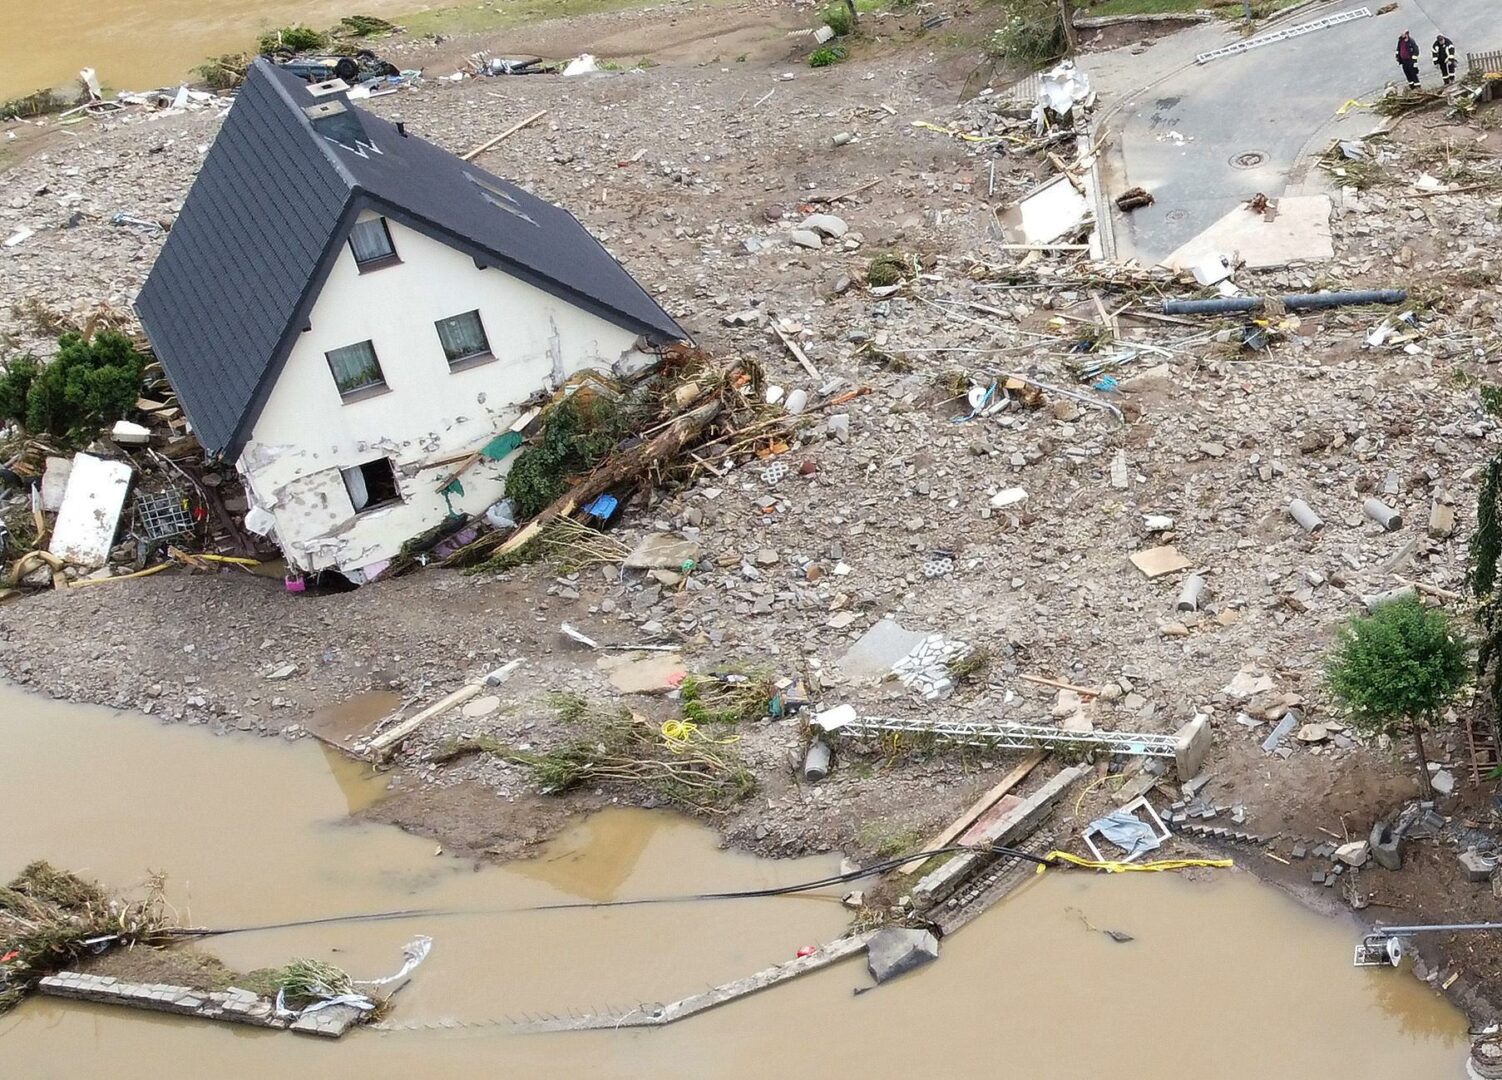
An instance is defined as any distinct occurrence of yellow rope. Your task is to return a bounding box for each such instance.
[67,562,172,587]
[660,718,739,751]
[911,120,995,144]
[1036,851,1234,875]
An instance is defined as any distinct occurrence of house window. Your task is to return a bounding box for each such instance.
[348,218,398,270]
[435,310,492,366]
[326,340,386,398]
[343,458,403,513]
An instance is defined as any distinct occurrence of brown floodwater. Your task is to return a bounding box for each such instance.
[0,0,424,101]
[0,685,1472,1078]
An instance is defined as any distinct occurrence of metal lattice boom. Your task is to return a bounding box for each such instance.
[822,715,1180,757]
[1195,8,1371,65]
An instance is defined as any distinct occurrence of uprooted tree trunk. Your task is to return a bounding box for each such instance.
[481,397,724,563]
[1412,719,1433,799]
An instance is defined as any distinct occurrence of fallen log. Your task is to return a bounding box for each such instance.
[485,398,724,563]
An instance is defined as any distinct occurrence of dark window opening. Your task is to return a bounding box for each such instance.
[343,457,402,513]
[326,340,386,398]
[435,310,492,365]
[349,217,398,270]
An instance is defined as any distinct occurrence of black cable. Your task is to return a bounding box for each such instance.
[165,842,1055,939]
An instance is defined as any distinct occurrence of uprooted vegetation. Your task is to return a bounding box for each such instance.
[504,391,641,519]
[436,693,758,812]
[680,670,776,725]
[0,862,176,1013]
[448,347,774,572]
[985,0,1068,68]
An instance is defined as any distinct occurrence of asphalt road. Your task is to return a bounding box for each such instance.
[1102,0,1498,264]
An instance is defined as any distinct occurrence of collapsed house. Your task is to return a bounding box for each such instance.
[135,58,685,581]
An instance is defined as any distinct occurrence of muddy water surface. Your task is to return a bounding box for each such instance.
[0,0,424,101]
[0,686,1472,1078]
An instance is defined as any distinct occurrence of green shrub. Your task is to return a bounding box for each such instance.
[0,331,147,444]
[809,45,847,68]
[821,2,855,36]
[0,354,38,429]
[256,24,328,55]
[866,251,917,287]
[504,395,628,519]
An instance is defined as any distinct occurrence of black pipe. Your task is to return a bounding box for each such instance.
[166,842,1057,938]
[1162,289,1408,315]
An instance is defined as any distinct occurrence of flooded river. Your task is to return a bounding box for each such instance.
[0,0,422,101]
[0,686,1471,1077]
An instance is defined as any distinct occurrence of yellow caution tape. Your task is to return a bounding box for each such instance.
[911,120,995,144]
[1036,851,1234,875]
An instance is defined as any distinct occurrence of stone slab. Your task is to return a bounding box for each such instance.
[1160,194,1334,271]
[866,928,939,984]
[838,619,929,681]
[599,651,686,694]
[622,533,701,570]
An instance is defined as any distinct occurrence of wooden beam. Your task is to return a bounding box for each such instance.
[1018,673,1100,697]
[895,750,1047,875]
[366,683,483,761]
[461,110,547,162]
[770,322,822,382]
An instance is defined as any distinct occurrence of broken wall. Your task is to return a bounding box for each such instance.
[238,212,647,575]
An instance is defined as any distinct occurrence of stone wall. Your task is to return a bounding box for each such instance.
[37,972,363,1037]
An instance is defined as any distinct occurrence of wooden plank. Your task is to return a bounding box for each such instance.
[461,110,547,162]
[895,750,1047,876]
[1018,673,1099,697]
[366,684,483,760]
[770,322,822,382]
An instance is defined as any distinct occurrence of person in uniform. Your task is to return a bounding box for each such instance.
[1396,30,1421,89]
[1433,33,1458,86]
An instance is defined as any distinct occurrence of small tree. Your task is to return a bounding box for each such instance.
[1325,597,1470,798]
[0,331,146,445]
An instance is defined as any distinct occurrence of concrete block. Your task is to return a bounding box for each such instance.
[1334,840,1370,867]
[1429,499,1455,538]
[1174,715,1210,779]
[1460,849,1497,883]
[1369,819,1403,871]
[866,928,939,984]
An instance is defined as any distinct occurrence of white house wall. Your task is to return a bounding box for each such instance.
[237,212,646,576]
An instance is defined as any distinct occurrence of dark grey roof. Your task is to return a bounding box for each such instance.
[135,59,685,458]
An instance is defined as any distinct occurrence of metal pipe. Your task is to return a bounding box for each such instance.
[1363,497,1403,532]
[1374,922,1502,935]
[1177,574,1206,612]
[1161,290,1408,315]
[1288,498,1323,533]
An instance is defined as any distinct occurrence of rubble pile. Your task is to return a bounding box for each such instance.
[2,41,1502,877]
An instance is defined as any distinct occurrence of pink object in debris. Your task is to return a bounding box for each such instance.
[284,575,306,593]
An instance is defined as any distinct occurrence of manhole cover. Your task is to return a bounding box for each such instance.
[1230,151,1267,169]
